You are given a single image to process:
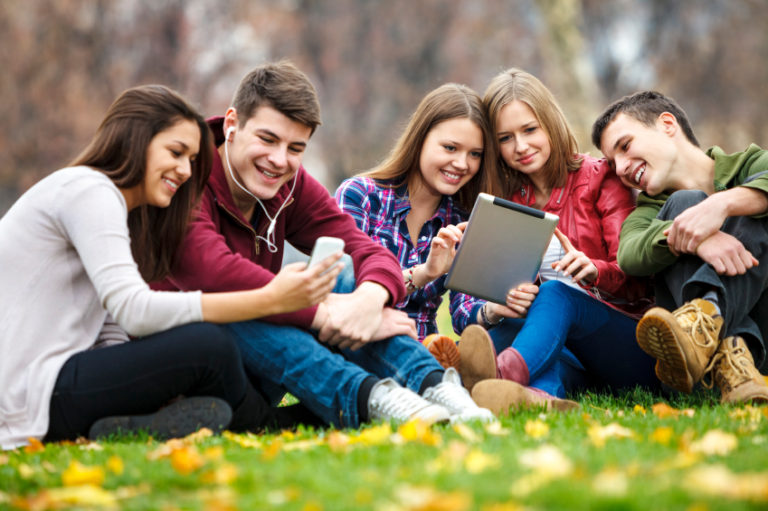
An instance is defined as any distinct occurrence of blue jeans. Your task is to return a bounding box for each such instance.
[489,280,659,397]
[226,257,443,428]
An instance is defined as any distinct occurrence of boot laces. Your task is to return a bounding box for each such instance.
[702,339,750,389]
[675,302,718,349]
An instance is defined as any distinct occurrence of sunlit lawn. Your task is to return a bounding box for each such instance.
[3,302,768,510]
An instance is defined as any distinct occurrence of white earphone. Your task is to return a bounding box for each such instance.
[222,124,297,253]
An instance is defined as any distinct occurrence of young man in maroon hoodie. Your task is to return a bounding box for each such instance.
[156,61,495,428]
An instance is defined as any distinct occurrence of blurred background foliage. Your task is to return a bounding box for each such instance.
[2,0,767,215]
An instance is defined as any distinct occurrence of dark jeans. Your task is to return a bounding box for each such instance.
[656,190,768,370]
[45,322,291,441]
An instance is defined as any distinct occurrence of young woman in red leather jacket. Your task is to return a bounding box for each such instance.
[458,68,660,406]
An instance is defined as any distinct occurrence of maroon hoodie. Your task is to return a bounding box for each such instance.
[153,117,406,328]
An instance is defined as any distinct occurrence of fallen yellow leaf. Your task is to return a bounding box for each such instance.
[261,438,283,460]
[484,421,510,436]
[464,449,500,474]
[650,426,674,445]
[587,422,636,447]
[518,444,573,478]
[688,430,738,456]
[201,463,238,485]
[41,485,117,508]
[106,456,124,475]
[352,423,392,446]
[24,437,45,454]
[684,464,768,500]
[17,463,34,479]
[652,402,695,419]
[170,446,205,474]
[398,419,442,446]
[592,468,628,496]
[62,461,105,487]
[391,484,471,511]
[203,446,224,461]
[633,404,647,415]
[452,423,481,443]
[524,419,549,439]
[327,431,350,452]
[221,431,263,449]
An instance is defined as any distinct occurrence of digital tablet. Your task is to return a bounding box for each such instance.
[445,193,559,304]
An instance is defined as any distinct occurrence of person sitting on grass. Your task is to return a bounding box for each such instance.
[592,90,768,403]
[0,85,339,450]
[335,83,503,358]
[451,68,659,416]
[154,61,495,427]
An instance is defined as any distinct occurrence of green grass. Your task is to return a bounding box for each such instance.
[3,303,767,510]
[2,390,767,510]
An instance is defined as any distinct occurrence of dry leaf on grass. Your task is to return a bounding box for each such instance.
[61,461,105,487]
[688,430,738,456]
[524,419,549,439]
[587,422,636,447]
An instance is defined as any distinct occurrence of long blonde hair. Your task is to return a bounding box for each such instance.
[362,83,500,212]
[483,68,582,198]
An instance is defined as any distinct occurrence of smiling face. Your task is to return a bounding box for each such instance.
[496,100,551,178]
[222,105,312,208]
[416,117,483,199]
[139,119,200,208]
[599,112,678,196]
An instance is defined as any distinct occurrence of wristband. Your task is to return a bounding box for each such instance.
[480,303,501,327]
[405,267,419,292]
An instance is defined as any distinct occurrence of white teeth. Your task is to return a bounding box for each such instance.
[442,171,460,180]
[633,165,645,185]
[163,178,178,191]
[263,169,279,178]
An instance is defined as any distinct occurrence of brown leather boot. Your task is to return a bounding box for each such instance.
[710,336,768,404]
[457,325,497,391]
[636,298,723,393]
[470,379,580,416]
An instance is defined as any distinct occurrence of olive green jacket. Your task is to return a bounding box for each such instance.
[617,144,768,276]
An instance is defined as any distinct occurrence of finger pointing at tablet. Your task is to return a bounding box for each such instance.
[552,228,598,284]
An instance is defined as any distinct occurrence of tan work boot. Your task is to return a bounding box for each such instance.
[423,334,460,370]
[710,336,768,404]
[636,298,723,393]
[471,379,580,416]
[457,325,497,391]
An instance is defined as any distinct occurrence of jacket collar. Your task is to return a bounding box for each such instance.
[206,116,300,225]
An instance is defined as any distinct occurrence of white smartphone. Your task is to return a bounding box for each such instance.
[308,236,345,273]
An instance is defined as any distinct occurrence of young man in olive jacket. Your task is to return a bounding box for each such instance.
[592,90,768,404]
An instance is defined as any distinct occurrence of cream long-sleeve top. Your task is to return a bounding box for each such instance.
[0,166,203,449]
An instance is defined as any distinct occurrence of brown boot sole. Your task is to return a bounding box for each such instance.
[720,380,768,405]
[471,379,579,416]
[636,308,694,393]
[458,325,497,392]
[425,335,460,370]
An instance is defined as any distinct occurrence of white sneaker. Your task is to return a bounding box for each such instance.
[368,378,451,425]
[422,367,497,423]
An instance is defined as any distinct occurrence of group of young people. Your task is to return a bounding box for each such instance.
[2,60,767,450]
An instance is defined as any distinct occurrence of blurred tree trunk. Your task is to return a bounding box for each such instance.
[535,0,600,148]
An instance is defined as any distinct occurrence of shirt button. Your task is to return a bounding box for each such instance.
[420,236,427,241]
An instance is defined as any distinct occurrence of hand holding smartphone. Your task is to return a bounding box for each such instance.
[308,236,345,274]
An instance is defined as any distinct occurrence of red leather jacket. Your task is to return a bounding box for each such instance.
[510,154,653,317]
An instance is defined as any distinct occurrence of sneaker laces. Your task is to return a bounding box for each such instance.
[675,302,719,349]
[369,380,436,421]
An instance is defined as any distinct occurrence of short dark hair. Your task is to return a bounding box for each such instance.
[71,84,213,282]
[591,90,699,149]
[231,60,321,134]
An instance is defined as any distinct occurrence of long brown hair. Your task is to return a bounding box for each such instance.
[70,84,213,281]
[483,68,582,198]
[362,83,500,212]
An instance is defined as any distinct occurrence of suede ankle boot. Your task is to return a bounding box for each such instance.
[496,347,530,386]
